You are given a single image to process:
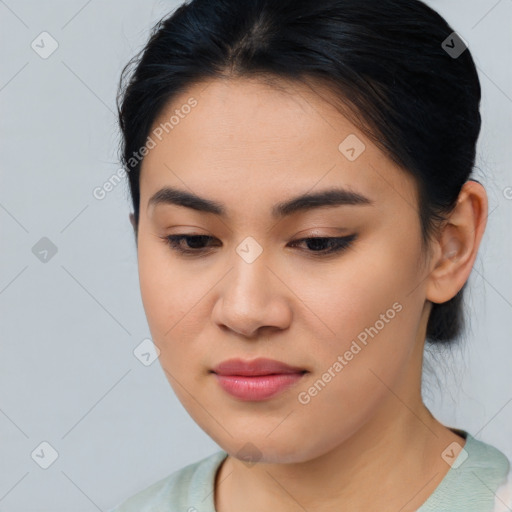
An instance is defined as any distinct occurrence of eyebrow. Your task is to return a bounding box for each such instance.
[147,185,374,219]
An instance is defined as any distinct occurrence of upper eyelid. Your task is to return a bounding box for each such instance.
[167,233,350,241]
[165,233,356,247]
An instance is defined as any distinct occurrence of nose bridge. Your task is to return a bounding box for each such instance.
[229,239,274,306]
[213,241,291,336]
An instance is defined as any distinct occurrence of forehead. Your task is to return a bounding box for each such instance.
[140,77,418,218]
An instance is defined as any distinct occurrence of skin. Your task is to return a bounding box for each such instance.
[130,76,488,511]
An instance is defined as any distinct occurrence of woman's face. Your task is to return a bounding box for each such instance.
[136,77,434,463]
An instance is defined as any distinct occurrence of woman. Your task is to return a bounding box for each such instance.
[110,0,511,510]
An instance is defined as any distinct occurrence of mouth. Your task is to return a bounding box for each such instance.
[209,357,308,401]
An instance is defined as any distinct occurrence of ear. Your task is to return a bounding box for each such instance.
[129,212,138,241]
[425,180,488,304]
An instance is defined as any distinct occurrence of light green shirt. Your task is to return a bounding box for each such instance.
[109,429,511,512]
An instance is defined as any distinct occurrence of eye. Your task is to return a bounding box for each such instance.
[164,234,219,255]
[162,234,357,257]
[289,234,357,256]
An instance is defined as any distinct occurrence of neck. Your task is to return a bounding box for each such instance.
[215,372,465,512]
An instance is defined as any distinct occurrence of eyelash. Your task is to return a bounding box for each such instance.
[162,234,357,258]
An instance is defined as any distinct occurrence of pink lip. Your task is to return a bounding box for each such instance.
[212,357,306,376]
[213,373,306,401]
[211,358,307,401]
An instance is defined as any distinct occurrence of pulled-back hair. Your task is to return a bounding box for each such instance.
[116,0,482,345]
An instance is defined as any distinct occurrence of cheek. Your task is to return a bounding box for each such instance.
[290,273,419,454]
[303,240,423,379]
[138,242,168,330]
[136,234,219,388]
[137,235,193,342]
[300,255,395,343]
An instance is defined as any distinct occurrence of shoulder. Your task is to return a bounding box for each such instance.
[107,449,228,512]
[419,429,511,512]
[493,466,512,512]
[455,431,511,509]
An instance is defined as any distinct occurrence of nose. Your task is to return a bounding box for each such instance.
[211,258,292,338]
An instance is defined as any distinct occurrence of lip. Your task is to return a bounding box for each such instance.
[211,358,307,401]
[213,373,306,401]
[211,357,307,376]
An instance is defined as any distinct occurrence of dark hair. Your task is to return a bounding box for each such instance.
[116,0,482,346]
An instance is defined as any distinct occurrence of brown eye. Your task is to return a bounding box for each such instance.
[164,235,218,255]
[288,235,357,256]
[162,234,357,258]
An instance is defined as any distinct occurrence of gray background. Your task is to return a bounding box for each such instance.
[1,0,511,510]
